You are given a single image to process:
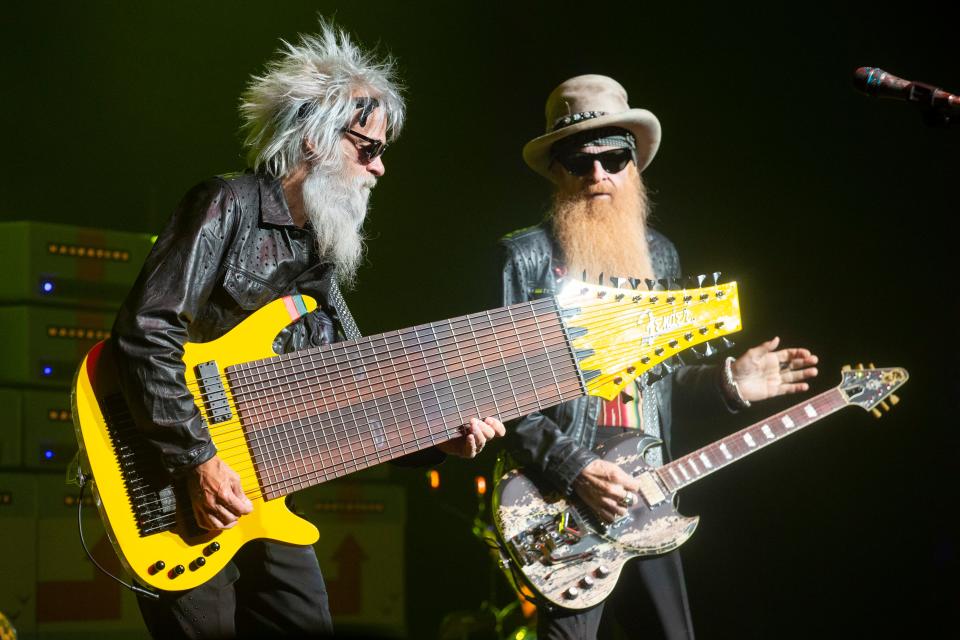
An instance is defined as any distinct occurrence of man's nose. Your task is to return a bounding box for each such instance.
[367,155,385,177]
[588,159,606,181]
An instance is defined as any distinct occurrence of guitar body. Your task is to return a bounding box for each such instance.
[72,296,321,592]
[493,432,698,610]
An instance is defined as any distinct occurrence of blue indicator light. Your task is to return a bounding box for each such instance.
[44,450,55,460]
[41,280,55,294]
[42,366,53,376]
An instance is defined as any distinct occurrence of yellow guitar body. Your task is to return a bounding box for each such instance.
[72,296,321,592]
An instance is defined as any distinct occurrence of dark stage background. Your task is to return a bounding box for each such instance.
[2,2,956,637]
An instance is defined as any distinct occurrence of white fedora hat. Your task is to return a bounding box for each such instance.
[523,74,661,182]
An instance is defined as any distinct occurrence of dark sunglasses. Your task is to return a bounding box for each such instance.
[555,148,634,177]
[341,128,388,164]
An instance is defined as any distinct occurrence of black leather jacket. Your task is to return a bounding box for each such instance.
[113,173,345,474]
[499,224,732,494]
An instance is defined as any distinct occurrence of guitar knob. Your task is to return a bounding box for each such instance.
[889,394,900,406]
[150,560,166,574]
[580,576,595,588]
[594,565,610,578]
[170,564,185,577]
[564,586,580,599]
[204,542,221,556]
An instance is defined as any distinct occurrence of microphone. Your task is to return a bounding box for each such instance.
[853,67,960,114]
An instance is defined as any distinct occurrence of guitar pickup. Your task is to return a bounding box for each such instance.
[196,361,232,424]
[636,471,667,506]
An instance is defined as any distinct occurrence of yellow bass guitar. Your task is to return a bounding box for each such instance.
[72,276,741,592]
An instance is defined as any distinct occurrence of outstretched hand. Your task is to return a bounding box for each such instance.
[438,417,506,458]
[731,337,819,402]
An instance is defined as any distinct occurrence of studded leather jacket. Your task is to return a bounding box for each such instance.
[112,172,349,475]
[499,224,732,494]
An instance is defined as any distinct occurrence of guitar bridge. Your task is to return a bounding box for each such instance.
[508,511,585,566]
[196,361,232,424]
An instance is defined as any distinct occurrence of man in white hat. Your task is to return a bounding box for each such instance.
[498,74,820,639]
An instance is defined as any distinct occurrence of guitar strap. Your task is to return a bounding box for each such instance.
[640,374,664,467]
[328,278,363,341]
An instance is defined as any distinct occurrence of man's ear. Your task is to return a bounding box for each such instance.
[303,137,318,158]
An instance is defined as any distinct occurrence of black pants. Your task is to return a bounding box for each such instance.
[538,551,694,640]
[137,540,332,638]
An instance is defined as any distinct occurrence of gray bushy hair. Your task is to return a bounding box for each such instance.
[239,20,405,177]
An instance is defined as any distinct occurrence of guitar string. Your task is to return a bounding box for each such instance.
[114,344,579,516]
[120,346,581,518]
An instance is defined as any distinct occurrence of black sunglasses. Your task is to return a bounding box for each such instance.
[556,148,634,177]
[341,128,388,164]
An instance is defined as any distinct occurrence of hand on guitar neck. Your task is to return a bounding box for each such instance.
[438,416,507,458]
[188,456,254,531]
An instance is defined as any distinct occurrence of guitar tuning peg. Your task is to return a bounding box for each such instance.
[582,270,588,282]
[598,272,605,285]
[660,359,676,374]
[720,337,736,350]
[879,401,891,412]
[657,278,670,290]
[711,271,722,285]
[644,278,657,291]
[628,277,641,289]
[856,363,864,370]
[698,341,717,358]
[674,353,689,366]
[889,394,900,406]
[610,276,621,288]
[646,364,666,384]
[696,274,707,287]
[868,362,876,369]
[841,364,852,372]
[871,408,883,419]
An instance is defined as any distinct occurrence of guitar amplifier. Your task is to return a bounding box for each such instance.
[0,388,76,471]
[0,472,148,639]
[294,480,407,638]
[0,221,153,310]
[0,306,114,388]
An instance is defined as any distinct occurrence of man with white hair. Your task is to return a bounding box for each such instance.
[112,22,504,637]
[498,75,819,639]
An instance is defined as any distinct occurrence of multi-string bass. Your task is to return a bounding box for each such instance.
[492,365,909,609]
[72,275,741,592]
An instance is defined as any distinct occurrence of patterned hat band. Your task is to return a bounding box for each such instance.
[550,126,637,158]
[552,110,607,130]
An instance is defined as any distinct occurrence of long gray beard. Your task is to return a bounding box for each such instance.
[302,167,375,288]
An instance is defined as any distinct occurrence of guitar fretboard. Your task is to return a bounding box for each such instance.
[225,298,584,499]
[656,388,848,492]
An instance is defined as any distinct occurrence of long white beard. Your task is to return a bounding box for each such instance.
[302,167,376,288]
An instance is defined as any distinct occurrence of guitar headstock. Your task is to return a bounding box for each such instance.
[556,274,742,400]
[839,363,909,417]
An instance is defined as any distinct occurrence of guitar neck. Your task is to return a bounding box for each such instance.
[226,298,585,499]
[656,387,849,493]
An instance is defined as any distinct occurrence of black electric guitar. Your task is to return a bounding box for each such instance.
[492,365,908,609]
